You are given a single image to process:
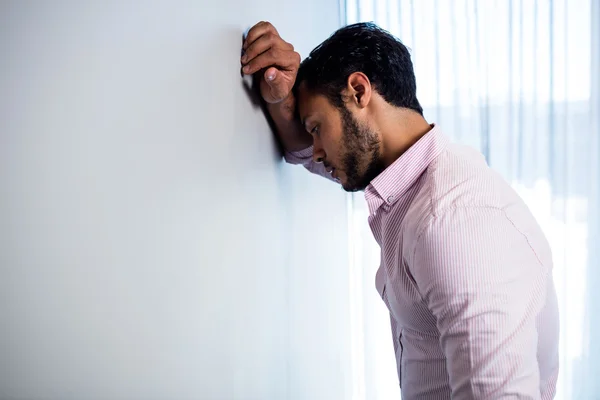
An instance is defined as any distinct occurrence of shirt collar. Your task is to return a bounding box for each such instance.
[364,125,449,216]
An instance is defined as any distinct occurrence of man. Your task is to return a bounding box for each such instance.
[241,21,559,399]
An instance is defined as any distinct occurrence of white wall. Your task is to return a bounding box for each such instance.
[0,2,351,399]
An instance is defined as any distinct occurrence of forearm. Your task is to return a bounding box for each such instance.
[266,95,312,152]
[267,94,335,182]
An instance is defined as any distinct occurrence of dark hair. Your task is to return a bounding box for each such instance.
[295,22,423,115]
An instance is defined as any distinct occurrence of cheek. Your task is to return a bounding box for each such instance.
[323,126,344,154]
[322,136,342,161]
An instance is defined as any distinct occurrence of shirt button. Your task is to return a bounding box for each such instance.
[387,195,394,203]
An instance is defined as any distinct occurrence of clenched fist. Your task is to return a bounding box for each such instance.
[241,22,301,104]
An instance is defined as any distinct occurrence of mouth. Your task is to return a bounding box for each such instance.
[330,168,340,181]
[324,163,340,181]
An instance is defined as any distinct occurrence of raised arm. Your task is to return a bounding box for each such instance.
[241,21,336,182]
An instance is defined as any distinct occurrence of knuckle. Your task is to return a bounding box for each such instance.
[278,40,292,50]
[264,22,280,37]
[266,32,278,43]
[269,48,281,60]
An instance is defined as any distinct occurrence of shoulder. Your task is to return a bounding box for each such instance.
[403,142,525,252]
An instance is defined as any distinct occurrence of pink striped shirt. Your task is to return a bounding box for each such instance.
[285,125,559,399]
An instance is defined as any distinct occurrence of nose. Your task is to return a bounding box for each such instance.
[312,138,325,164]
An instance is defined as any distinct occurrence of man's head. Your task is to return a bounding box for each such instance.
[294,22,423,192]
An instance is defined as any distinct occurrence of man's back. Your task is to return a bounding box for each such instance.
[368,127,560,398]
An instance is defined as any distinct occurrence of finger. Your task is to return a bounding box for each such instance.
[242,49,298,75]
[264,68,288,101]
[244,21,275,46]
[242,33,293,65]
[264,67,278,83]
[243,21,278,50]
[242,33,275,64]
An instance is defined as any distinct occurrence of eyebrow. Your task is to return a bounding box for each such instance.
[301,116,312,132]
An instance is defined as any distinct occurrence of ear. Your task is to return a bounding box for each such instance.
[345,72,372,110]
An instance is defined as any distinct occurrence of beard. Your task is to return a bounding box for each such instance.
[338,106,385,192]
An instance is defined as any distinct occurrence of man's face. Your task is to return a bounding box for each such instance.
[296,84,385,192]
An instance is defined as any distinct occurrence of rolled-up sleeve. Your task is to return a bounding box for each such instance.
[284,146,337,183]
[411,206,549,399]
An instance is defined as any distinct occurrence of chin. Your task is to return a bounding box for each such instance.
[341,181,362,193]
[340,176,370,192]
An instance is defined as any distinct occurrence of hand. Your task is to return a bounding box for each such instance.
[241,21,301,104]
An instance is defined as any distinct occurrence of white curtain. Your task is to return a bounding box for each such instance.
[344,1,600,399]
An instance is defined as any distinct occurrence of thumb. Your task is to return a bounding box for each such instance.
[264,67,279,86]
[264,67,290,102]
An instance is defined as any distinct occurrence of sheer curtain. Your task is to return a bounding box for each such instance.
[344,1,600,399]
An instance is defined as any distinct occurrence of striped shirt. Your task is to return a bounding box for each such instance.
[285,125,560,399]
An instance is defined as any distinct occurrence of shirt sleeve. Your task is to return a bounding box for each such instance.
[284,146,338,183]
[411,206,549,399]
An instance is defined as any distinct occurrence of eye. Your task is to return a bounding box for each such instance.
[311,125,320,136]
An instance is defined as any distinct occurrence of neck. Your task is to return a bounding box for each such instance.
[377,107,432,168]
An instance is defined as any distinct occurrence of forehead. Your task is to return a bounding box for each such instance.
[296,83,337,123]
